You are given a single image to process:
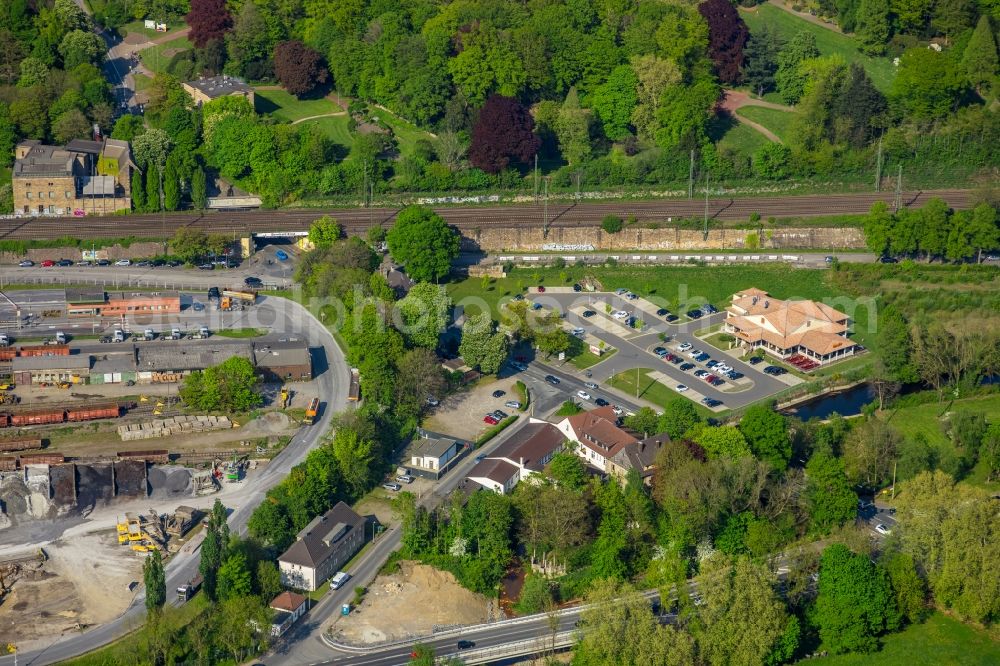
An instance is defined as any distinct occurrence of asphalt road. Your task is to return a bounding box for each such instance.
[0,190,972,239]
[0,294,349,666]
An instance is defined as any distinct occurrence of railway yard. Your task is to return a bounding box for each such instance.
[0,277,327,649]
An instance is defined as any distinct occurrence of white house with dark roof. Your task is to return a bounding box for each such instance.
[556,406,637,472]
[466,420,567,493]
[277,501,365,591]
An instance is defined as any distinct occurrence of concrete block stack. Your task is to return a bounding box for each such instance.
[117,415,235,441]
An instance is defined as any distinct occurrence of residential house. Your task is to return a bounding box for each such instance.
[556,406,637,472]
[278,501,366,591]
[12,138,134,216]
[269,591,309,637]
[252,341,313,382]
[723,288,857,366]
[408,429,464,478]
[608,433,670,486]
[467,420,566,493]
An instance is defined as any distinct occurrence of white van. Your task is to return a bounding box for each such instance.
[330,571,350,590]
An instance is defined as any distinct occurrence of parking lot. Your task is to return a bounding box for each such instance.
[522,287,802,411]
[423,376,525,441]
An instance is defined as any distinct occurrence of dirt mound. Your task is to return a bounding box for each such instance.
[328,561,493,645]
[147,466,192,499]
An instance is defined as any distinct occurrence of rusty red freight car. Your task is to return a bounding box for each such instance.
[11,409,66,426]
[117,449,169,463]
[18,452,65,465]
[0,438,43,452]
[0,456,16,471]
[0,349,16,361]
[66,404,121,421]
[18,345,70,357]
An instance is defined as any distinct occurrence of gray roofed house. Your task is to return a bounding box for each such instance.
[12,354,91,385]
[408,429,463,477]
[466,457,520,494]
[182,75,255,107]
[278,501,365,591]
[252,340,312,381]
[608,433,670,486]
[12,142,78,178]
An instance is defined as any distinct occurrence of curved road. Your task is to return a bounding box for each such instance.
[0,189,973,239]
[0,294,348,666]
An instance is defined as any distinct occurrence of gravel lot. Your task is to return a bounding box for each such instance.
[423,377,523,440]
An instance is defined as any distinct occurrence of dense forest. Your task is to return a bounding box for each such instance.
[3,0,999,208]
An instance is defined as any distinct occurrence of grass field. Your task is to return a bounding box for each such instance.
[120,20,184,40]
[737,106,798,142]
[608,367,716,418]
[811,612,1000,665]
[717,119,773,154]
[214,327,267,338]
[254,89,340,123]
[447,265,876,350]
[134,72,152,93]
[372,107,436,157]
[741,4,896,92]
[299,114,353,146]
[139,35,191,75]
[883,393,1000,490]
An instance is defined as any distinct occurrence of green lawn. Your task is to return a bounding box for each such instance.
[214,327,267,338]
[299,114,353,147]
[569,346,617,370]
[139,35,191,75]
[883,393,1000,490]
[120,19,184,40]
[608,367,717,418]
[718,119,773,154]
[737,106,798,143]
[254,89,340,123]
[134,72,152,93]
[371,107,435,156]
[741,4,896,92]
[811,612,1000,665]
[447,265,876,350]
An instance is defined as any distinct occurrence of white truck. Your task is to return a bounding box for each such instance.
[55,331,67,344]
[190,326,210,339]
[143,329,155,341]
[329,571,351,590]
[0,334,10,347]
[113,329,125,343]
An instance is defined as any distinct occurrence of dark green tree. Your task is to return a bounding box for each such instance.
[657,398,702,439]
[163,159,181,211]
[805,452,857,533]
[592,480,629,579]
[386,205,460,283]
[217,551,253,601]
[131,168,146,212]
[625,407,659,437]
[963,15,999,98]
[876,305,918,383]
[742,24,783,96]
[145,162,161,212]
[739,405,791,469]
[882,551,927,624]
[143,548,166,615]
[855,0,891,55]
[545,451,587,490]
[775,31,820,104]
[180,356,262,412]
[190,165,207,210]
[590,64,639,140]
[815,544,900,653]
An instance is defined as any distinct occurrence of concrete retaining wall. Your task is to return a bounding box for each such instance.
[1,242,165,264]
[460,226,866,252]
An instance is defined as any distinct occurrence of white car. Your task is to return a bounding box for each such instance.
[874,523,892,536]
[612,405,624,416]
[678,342,693,351]
[717,364,733,373]
[688,348,703,357]
[612,310,629,320]
[675,384,689,392]
[585,382,598,389]
[576,390,592,401]
[115,259,131,267]
[572,327,586,337]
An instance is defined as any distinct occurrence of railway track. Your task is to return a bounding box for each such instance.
[0,189,973,239]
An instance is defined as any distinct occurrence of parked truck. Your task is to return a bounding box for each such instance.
[55,332,67,344]
[189,326,210,340]
[0,334,10,347]
[113,329,125,343]
[143,329,155,341]
[177,574,203,602]
[304,397,320,425]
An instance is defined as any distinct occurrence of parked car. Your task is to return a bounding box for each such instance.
[382,482,401,492]
[483,414,499,425]
[625,292,638,300]
[135,260,151,267]
[536,285,545,293]
[531,302,542,310]
[686,309,703,319]
[584,382,598,389]
[688,349,703,357]
[748,357,764,365]
[612,310,629,320]
[395,475,414,484]
[198,263,214,270]
[76,260,92,266]
[114,259,131,266]
[244,276,263,287]
[703,304,718,314]
[97,259,110,266]
[679,363,695,371]
[654,347,667,357]
[706,360,720,369]
[492,410,509,420]
[41,260,55,267]
[572,327,586,337]
[595,397,609,407]
[695,353,710,362]
[656,308,670,317]
[615,288,627,295]
[17,260,33,267]
[426,396,440,407]
[582,310,596,318]
[612,405,624,416]
[874,523,891,536]
[764,366,787,376]
[492,390,506,398]
[693,370,708,378]
[573,283,582,292]
[675,384,689,392]
[665,314,679,322]
[504,400,522,409]
[678,342,692,351]
[275,249,289,261]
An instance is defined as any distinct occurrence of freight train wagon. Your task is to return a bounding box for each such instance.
[0,403,125,427]
[0,438,43,452]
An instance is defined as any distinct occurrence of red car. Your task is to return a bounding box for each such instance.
[537,285,545,292]
[41,260,55,267]
[705,374,717,382]
[483,414,499,425]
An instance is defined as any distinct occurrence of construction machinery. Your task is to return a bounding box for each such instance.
[166,506,196,537]
[223,454,248,483]
[0,393,19,405]
[279,387,290,409]
[177,574,202,602]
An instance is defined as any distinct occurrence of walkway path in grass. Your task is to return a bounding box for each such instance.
[291,112,347,124]
[720,90,796,144]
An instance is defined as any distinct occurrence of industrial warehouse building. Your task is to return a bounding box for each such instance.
[66,290,181,317]
[7,340,311,385]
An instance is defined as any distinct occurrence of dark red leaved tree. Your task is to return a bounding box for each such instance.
[186,0,233,50]
[468,95,540,174]
[698,0,749,85]
[273,40,329,97]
